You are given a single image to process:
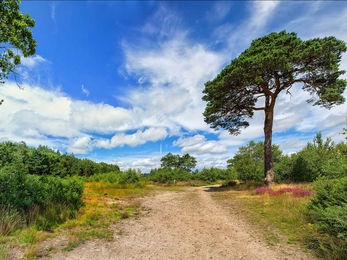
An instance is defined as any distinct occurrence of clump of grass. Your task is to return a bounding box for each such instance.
[23,244,42,258]
[0,206,24,236]
[0,244,9,260]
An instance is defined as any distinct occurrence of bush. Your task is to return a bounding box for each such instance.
[306,177,347,259]
[148,167,191,183]
[195,167,237,182]
[118,169,141,184]
[0,170,84,228]
[87,172,120,183]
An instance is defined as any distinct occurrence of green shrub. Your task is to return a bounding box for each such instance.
[118,169,141,184]
[195,167,238,182]
[0,171,84,229]
[306,177,347,259]
[148,167,191,183]
[87,172,120,183]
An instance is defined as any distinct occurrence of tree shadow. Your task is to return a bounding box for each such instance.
[203,185,236,193]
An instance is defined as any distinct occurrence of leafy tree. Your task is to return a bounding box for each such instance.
[293,132,347,182]
[227,141,282,182]
[160,152,197,172]
[202,31,346,186]
[0,0,37,86]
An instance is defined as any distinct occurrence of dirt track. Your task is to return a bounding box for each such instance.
[48,186,316,260]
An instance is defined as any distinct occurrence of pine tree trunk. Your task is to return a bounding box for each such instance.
[264,97,275,187]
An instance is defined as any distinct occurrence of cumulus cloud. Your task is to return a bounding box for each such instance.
[1,2,347,172]
[67,136,92,154]
[174,135,227,155]
[122,7,225,135]
[69,101,135,133]
[94,127,168,149]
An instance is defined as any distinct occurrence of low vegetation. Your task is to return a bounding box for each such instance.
[1,132,347,258]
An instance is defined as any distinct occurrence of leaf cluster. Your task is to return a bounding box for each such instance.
[160,152,197,172]
[0,0,37,82]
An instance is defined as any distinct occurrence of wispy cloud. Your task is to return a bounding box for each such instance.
[81,84,89,96]
[51,2,56,21]
[20,55,47,69]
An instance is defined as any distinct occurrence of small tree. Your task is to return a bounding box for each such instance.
[160,152,197,172]
[202,31,346,186]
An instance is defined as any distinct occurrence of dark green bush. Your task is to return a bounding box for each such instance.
[0,170,84,225]
[306,177,347,259]
[148,167,191,183]
[195,167,237,182]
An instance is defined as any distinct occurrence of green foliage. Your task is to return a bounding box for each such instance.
[195,167,237,183]
[148,167,191,183]
[203,31,346,185]
[292,133,347,182]
[118,169,141,184]
[0,170,84,227]
[0,0,37,83]
[0,141,120,178]
[87,172,120,183]
[228,141,282,181]
[306,177,347,259]
[203,31,346,134]
[160,153,197,172]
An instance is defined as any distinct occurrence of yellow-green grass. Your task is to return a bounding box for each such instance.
[2,181,155,257]
[57,181,154,250]
[211,183,315,248]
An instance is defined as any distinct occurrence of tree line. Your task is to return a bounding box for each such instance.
[0,141,120,177]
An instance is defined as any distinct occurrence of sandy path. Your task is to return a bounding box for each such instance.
[49,186,316,260]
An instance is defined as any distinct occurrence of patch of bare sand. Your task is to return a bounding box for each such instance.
[45,186,316,260]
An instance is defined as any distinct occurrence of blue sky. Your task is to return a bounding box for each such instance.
[1,1,347,172]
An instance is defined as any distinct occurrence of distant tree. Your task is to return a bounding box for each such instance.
[160,153,197,172]
[203,31,346,186]
[0,0,37,86]
[227,141,282,182]
[292,132,347,181]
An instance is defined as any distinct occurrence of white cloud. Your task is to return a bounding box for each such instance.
[69,101,135,133]
[20,55,47,69]
[207,2,232,22]
[67,136,92,154]
[51,2,56,21]
[174,135,227,155]
[132,157,159,167]
[248,1,279,31]
[94,127,168,149]
[81,85,89,96]
[122,8,225,135]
